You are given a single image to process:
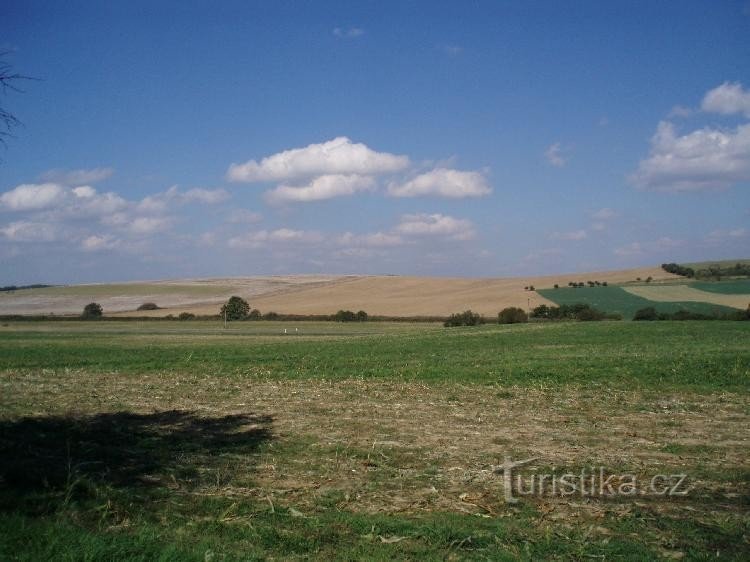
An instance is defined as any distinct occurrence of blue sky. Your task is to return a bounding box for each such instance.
[1,0,749,284]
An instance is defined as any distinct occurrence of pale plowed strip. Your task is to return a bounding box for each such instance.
[623,285,749,310]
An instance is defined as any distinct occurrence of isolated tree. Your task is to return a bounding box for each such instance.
[220,296,250,320]
[81,302,103,319]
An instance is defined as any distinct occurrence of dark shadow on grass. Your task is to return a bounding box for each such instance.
[0,410,273,512]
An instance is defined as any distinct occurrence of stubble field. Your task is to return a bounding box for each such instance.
[0,320,748,560]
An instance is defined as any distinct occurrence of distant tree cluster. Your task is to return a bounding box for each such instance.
[137,302,160,311]
[531,303,620,321]
[334,310,368,322]
[0,284,52,292]
[523,285,535,291]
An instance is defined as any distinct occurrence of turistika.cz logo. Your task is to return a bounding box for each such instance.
[493,457,690,504]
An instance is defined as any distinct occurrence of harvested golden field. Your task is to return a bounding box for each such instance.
[0,266,677,317]
[245,266,678,317]
[623,285,750,310]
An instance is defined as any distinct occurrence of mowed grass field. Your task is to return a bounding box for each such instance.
[1,320,749,560]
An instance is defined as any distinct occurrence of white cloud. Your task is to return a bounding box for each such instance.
[544,142,567,167]
[333,27,364,38]
[630,121,750,191]
[387,168,491,198]
[337,231,404,248]
[701,82,750,118]
[1,220,59,242]
[0,183,66,211]
[395,213,476,241]
[81,234,119,251]
[590,222,606,232]
[591,208,616,220]
[181,187,230,204]
[139,186,229,212]
[40,167,113,185]
[228,229,323,249]
[128,216,174,235]
[265,174,376,203]
[226,137,409,183]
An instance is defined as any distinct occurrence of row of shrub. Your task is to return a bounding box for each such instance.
[564,280,609,288]
[633,306,750,321]
[444,304,620,327]
[662,261,750,280]
[531,303,621,321]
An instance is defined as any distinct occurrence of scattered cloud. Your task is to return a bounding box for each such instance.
[228,228,323,249]
[591,208,616,220]
[701,81,750,118]
[551,229,587,241]
[40,167,114,185]
[227,209,263,224]
[707,227,748,241]
[395,213,476,241]
[139,185,229,212]
[440,44,463,56]
[614,242,642,257]
[590,222,606,232]
[1,220,59,242]
[127,216,175,235]
[387,168,491,198]
[81,234,119,252]
[333,27,364,38]
[336,231,404,248]
[0,183,66,211]
[265,174,375,204]
[227,137,409,183]
[544,142,567,167]
[614,237,682,257]
[630,121,750,191]
[668,105,693,118]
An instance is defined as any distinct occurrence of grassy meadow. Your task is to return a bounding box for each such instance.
[1,320,749,560]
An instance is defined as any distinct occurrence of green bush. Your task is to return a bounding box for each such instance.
[498,307,528,324]
[633,307,659,321]
[137,302,160,311]
[248,309,262,320]
[444,310,483,327]
[178,312,196,320]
